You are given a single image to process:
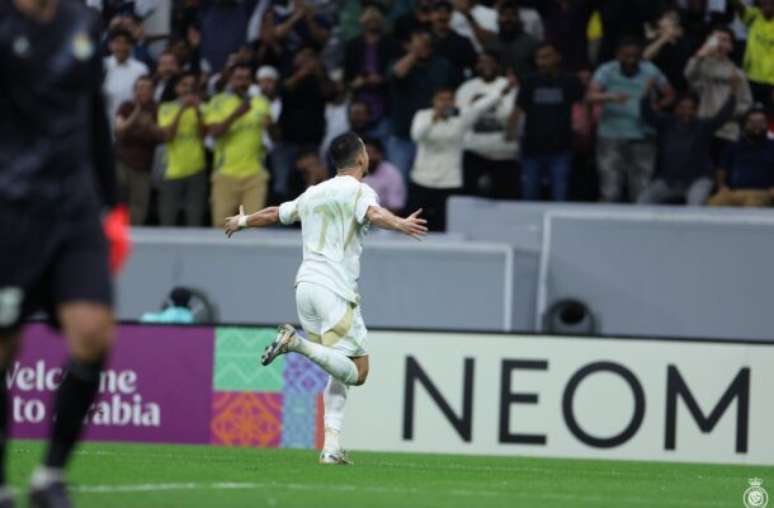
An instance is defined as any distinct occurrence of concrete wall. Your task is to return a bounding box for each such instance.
[117,228,514,332]
[448,197,774,341]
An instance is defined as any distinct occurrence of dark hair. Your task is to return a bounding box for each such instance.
[534,41,561,60]
[230,62,253,75]
[434,86,455,97]
[480,49,502,61]
[109,28,134,44]
[743,104,768,123]
[432,0,453,12]
[712,25,736,44]
[328,133,365,171]
[362,0,387,15]
[411,26,432,38]
[617,36,644,51]
[363,136,384,154]
[349,99,371,114]
[498,0,518,13]
[134,74,153,87]
[170,70,199,94]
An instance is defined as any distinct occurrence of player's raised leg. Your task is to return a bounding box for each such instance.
[262,324,370,386]
[28,303,115,508]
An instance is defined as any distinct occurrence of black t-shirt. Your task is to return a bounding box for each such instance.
[279,76,327,145]
[517,73,584,156]
[0,0,116,216]
[433,31,477,87]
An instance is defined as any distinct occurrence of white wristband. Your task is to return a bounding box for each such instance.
[238,215,247,228]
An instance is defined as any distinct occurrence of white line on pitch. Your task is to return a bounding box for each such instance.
[67,481,729,506]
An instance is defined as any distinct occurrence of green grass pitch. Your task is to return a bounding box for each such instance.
[5,440,772,507]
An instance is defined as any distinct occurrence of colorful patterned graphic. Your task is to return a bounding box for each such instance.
[214,327,284,392]
[280,393,317,448]
[212,327,328,450]
[210,392,283,447]
[283,351,329,393]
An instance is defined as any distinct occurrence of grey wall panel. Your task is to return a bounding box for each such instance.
[541,212,774,340]
[448,197,774,340]
[116,228,514,331]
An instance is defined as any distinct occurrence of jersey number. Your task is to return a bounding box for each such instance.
[313,206,337,250]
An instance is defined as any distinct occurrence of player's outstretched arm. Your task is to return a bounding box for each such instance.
[366,206,428,240]
[224,205,280,238]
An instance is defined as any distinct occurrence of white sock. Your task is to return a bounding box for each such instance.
[30,466,64,489]
[323,376,348,451]
[290,336,358,385]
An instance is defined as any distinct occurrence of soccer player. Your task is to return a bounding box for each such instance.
[0,0,127,506]
[224,133,427,464]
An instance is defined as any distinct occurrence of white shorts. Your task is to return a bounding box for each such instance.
[295,282,368,357]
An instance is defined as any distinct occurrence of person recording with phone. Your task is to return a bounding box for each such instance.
[685,27,753,165]
[408,83,515,231]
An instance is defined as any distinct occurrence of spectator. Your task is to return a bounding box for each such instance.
[348,100,381,141]
[363,137,407,212]
[643,9,695,92]
[483,1,540,81]
[104,29,149,123]
[154,51,181,102]
[287,148,331,199]
[677,0,736,43]
[122,14,155,69]
[734,0,774,109]
[321,70,351,157]
[709,107,774,207]
[588,37,675,202]
[388,28,455,179]
[394,0,434,43]
[429,1,478,87]
[516,43,585,201]
[456,51,519,199]
[530,0,595,72]
[271,0,331,72]
[274,48,333,200]
[200,0,257,73]
[450,0,498,52]
[114,76,162,226]
[256,65,283,152]
[596,0,665,64]
[205,63,272,225]
[638,89,737,206]
[252,9,285,72]
[107,14,155,69]
[514,0,545,41]
[344,2,400,138]
[685,27,754,164]
[157,72,208,226]
[409,85,514,231]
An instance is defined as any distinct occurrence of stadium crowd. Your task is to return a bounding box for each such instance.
[97,0,774,230]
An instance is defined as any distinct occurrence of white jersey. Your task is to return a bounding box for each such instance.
[279,175,379,304]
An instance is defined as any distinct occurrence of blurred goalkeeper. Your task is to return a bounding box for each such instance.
[0,0,130,506]
[225,132,427,464]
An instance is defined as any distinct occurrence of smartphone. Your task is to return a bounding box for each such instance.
[707,34,719,49]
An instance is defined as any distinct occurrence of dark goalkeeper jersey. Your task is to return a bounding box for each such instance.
[0,0,116,217]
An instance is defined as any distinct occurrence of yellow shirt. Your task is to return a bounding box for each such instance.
[205,93,271,178]
[742,6,774,85]
[158,102,206,180]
